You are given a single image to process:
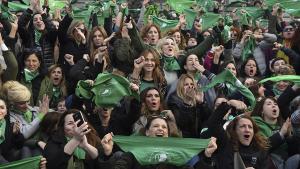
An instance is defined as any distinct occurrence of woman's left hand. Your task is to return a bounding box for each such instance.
[78,135,89,149]
[195,91,204,104]
[39,157,47,169]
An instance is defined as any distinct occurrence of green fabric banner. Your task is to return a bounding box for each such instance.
[152,16,179,33]
[202,69,256,111]
[259,75,300,84]
[114,135,209,166]
[0,156,41,169]
[167,0,196,13]
[199,12,221,30]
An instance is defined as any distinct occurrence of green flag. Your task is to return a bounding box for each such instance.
[0,156,41,169]
[114,135,209,166]
[200,12,221,30]
[259,75,300,84]
[241,37,256,62]
[202,69,256,111]
[167,0,196,13]
[151,16,179,33]
[76,73,139,108]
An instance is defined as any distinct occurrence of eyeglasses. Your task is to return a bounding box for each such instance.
[283,28,294,32]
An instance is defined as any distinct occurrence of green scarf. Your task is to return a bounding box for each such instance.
[24,68,39,83]
[114,135,209,166]
[66,137,86,160]
[0,119,6,144]
[12,108,32,123]
[259,75,300,84]
[272,84,283,97]
[0,155,42,169]
[163,56,181,72]
[34,29,42,46]
[52,87,62,102]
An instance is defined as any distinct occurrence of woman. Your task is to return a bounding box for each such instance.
[240,57,261,82]
[18,49,46,106]
[101,115,216,169]
[203,100,270,169]
[156,36,181,85]
[167,29,186,50]
[129,48,167,95]
[251,97,300,169]
[0,99,24,163]
[43,109,100,169]
[168,74,211,138]
[57,9,89,94]
[38,65,67,109]
[133,87,166,133]
[18,1,57,68]
[2,81,49,140]
[140,24,162,46]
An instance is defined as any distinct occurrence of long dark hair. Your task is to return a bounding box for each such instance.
[140,87,166,117]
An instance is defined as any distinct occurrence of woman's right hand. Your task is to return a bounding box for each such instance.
[39,95,49,115]
[204,137,217,157]
[101,132,114,156]
[227,100,247,111]
[73,121,90,141]
[134,56,145,72]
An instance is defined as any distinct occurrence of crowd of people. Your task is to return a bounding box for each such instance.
[0,0,299,168]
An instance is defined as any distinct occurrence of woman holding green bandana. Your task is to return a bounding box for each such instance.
[44,109,100,169]
[17,48,46,106]
[0,99,25,164]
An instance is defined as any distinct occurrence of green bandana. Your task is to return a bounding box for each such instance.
[0,119,6,144]
[0,155,42,169]
[24,68,39,83]
[259,75,300,84]
[163,56,181,72]
[52,87,62,101]
[241,37,256,62]
[34,29,42,46]
[202,69,256,111]
[66,137,86,160]
[12,108,32,123]
[114,135,209,166]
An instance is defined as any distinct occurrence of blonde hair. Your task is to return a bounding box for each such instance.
[156,36,179,58]
[1,81,31,105]
[176,74,198,106]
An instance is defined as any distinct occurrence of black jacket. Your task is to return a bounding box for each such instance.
[43,132,99,169]
[204,103,269,169]
[168,93,211,138]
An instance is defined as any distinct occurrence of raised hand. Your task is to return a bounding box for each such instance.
[39,95,49,115]
[64,54,75,65]
[101,132,114,156]
[204,137,217,157]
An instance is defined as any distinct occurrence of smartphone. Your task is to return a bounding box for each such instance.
[73,111,86,127]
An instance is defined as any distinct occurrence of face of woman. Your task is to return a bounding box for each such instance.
[14,101,29,113]
[162,38,176,57]
[183,77,195,92]
[275,81,290,92]
[93,30,104,48]
[184,54,199,73]
[145,89,160,112]
[25,54,40,72]
[100,108,113,118]
[226,63,237,77]
[146,118,168,137]
[262,98,279,121]
[282,26,295,39]
[244,59,257,77]
[147,26,159,45]
[143,53,156,73]
[236,118,254,146]
[73,24,86,42]
[50,67,63,86]
[64,114,76,137]
[33,14,45,31]
[273,60,285,73]
[187,38,197,47]
[0,100,7,120]
[173,32,181,45]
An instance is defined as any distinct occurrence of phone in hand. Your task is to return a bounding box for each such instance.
[72,111,86,127]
